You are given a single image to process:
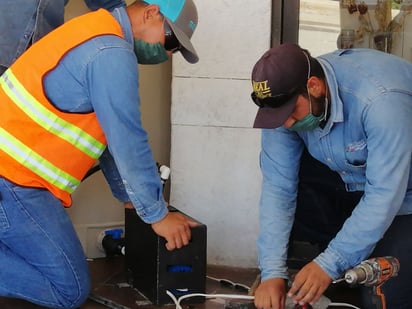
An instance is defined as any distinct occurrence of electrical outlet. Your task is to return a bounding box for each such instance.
[96,227,124,252]
[84,223,124,259]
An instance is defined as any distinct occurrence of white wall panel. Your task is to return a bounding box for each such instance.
[171,0,272,267]
[173,0,272,79]
[171,78,257,128]
[170,125,261,266]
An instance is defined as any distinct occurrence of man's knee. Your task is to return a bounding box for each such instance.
[54,276,91,309]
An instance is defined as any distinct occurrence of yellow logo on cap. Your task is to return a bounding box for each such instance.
[252,80,271,99]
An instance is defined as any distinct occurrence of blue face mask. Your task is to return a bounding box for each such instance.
[289,94,328,132]
[133,39,169,65]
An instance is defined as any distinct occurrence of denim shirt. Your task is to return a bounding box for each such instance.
[258,48,412,281]
[0,0,64,74]
[0,0,124,75]
[41,7,168,224]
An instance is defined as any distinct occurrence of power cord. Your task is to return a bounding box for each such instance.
[167,274,361,309]
[166,290,361,309]
[328,303,361,309]
[206,275,251,292]
[166,290,253,309]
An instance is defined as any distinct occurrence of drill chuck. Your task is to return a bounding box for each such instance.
[343,256,400,287]
[344,265,373,285]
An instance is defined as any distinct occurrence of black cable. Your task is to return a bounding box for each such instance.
[82,164,102,181]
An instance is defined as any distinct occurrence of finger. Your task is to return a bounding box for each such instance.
[254,295,271,309]
[165,240,175,251]
[309,287,324,305]
[294,286,310,303]
[180,230,190,246]
[174,236,183,249]
[287,279,302,297]
[187,219,198,227]
[292,280,313,303]
[298,285,321,306]
[184,225,192,244]
[299,292,313,306]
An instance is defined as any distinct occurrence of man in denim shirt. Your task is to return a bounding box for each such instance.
[0,0,199,308]
[251,43,412,309]
[0,0,125,75]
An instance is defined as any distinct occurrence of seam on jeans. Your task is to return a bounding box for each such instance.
[8,187,85,308]
[0,199,11,230]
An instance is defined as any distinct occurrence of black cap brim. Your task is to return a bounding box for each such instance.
[253,94,298,129]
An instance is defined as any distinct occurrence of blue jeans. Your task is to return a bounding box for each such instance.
[0,177,90,308]
[361,214,412,309]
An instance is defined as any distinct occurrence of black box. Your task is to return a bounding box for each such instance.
[125,206,207,305]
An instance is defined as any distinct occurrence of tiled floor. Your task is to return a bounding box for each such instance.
[0,255,361,309]
[0,256,259,309]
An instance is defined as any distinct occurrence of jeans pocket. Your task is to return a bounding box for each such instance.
[0,199,10,230]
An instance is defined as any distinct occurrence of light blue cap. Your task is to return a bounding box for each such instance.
[144,0,199,63]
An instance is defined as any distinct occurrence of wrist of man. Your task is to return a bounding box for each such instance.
[314,248,350,279]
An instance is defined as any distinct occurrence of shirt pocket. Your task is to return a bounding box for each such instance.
[344,139,367,168]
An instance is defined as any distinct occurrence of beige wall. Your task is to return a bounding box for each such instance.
[65,0,172,258]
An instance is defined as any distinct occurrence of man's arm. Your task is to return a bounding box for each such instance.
[315,92,412,278]
[88,44,197,249]
[258,127,304,281]
[88,46,168,223]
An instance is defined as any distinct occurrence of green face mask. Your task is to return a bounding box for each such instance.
[133,39,169,65]
[289,112,324,132]
[289,95,328,132]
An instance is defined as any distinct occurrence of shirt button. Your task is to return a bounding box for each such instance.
[341,171,347,175]
[326,157,332,162]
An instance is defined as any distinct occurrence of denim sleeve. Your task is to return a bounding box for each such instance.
[87,46,167,224]
[99,148,129,202]
[83,0,126,11]
[258,128,304,281]
[314,92,412,279]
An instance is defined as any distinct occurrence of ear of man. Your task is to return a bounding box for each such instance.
[142,4,161,22]
[307,76,325,98]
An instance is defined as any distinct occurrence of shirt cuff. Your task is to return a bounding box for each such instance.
[133,199,168,224]
[259,258,289,281]
[314,247,350,279]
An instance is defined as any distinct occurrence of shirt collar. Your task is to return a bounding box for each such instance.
[110,7,134,46]
[317,57,344,134]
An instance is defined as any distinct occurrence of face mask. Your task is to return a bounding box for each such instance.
[133,39,168,64]
[289,94,328,132]
[289,112,324,132]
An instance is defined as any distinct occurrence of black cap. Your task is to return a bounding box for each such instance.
[251,43,310,128]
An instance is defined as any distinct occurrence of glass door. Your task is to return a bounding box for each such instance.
[296,0,412,62]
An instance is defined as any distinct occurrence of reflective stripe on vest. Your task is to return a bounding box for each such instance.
[1,70,105,159]
[0,127,79,193]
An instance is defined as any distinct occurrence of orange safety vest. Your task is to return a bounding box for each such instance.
[0,9,125,206]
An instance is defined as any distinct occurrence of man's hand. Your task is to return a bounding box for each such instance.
[254,278,286,309]
[151,211,198,250]
[287,261,332,306]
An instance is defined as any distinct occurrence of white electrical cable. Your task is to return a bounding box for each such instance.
[206,275,251,291]
[166,290,361,309]
[328,303,361,309]
[166,290,253,309]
